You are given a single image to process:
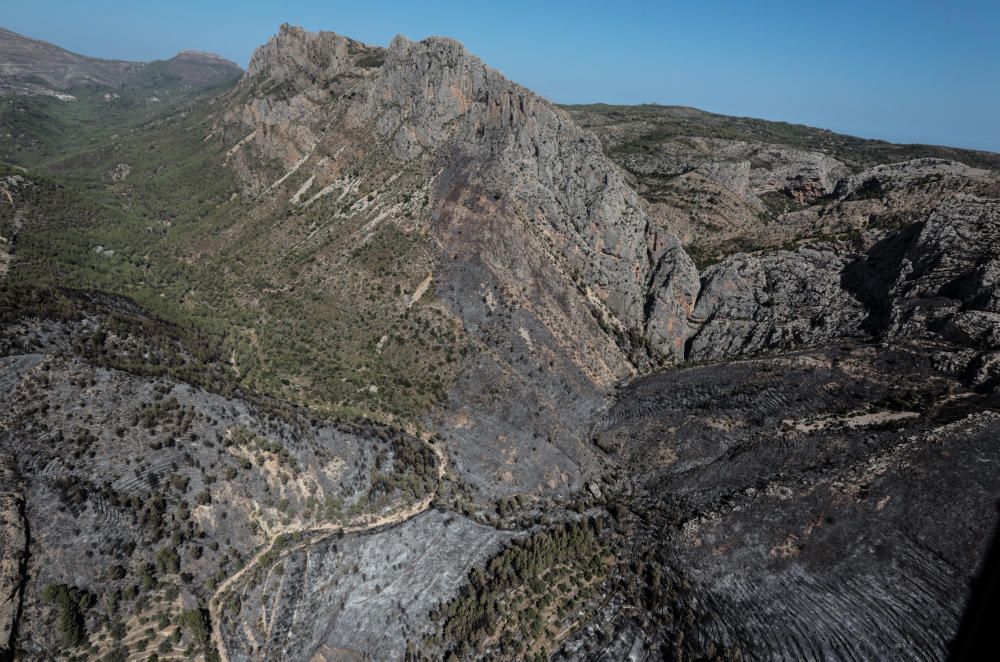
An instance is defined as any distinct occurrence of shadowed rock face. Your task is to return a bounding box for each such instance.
[645,245,701,361]
[839,196,1000,391]
[686,247,866,361]
[886,197,1000,337]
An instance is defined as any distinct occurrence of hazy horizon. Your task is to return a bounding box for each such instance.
[4,0,999,152]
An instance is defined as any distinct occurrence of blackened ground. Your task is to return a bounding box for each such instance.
[559,344,1000,661]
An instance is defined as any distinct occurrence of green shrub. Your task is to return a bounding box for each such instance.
[41,583,95,647]
[155,547,181,575]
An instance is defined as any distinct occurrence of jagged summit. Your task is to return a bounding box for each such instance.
[244,24,382,87]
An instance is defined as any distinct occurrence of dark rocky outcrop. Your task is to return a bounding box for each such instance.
[686,247,865,360]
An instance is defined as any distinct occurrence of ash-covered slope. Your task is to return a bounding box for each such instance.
[567,345,1000,662]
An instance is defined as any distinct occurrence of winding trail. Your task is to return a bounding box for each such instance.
[209,436,448,662]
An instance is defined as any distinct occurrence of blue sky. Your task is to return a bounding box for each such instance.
[4,1,999,151]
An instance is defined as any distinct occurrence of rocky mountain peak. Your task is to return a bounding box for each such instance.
[243,24,383,92]
[172,49,240,67]
[347,32,495,154]
[388,33,412,49]
[224,25,695,357]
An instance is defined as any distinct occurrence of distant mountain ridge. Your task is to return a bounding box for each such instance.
[565,103,1000,172]
[0,26,241,95]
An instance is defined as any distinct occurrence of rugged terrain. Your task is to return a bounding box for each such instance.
[0,24,998,661]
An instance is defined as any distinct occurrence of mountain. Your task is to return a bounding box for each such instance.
[1,24,999,661]
[208,24,700,497]
[0,26,242,96]
[0,26,142,91]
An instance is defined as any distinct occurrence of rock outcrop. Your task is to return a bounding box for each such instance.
[847,195,1000,390]
[645,243,701,360]
[887,196,1000,328]
[686,247,865,360]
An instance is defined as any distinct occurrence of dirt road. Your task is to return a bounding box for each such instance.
[209,436,448,662]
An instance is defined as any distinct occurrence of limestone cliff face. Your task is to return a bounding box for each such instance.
[245,24,380,87]
[347,33,666,324]
[686,248,865,360]
[225,25,384,173]
[889,196,1000,316]
[231,28,687,335]
[215,26,707,496]
[645,244,701,360]
[871,196,1000,389]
